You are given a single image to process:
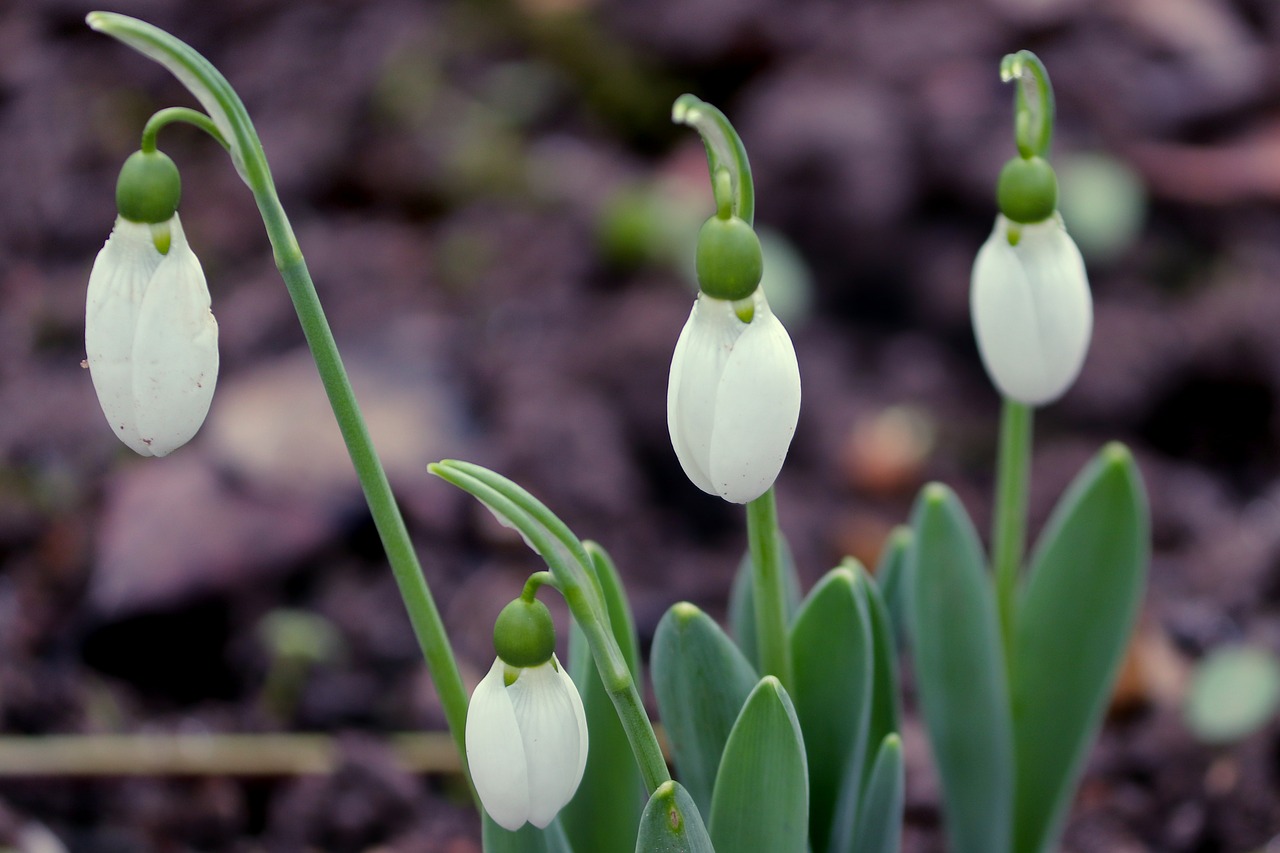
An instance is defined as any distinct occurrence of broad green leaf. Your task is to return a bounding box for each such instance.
[859,566,901,788]
[1011,444,1149,853]
[709,677,809,853]
[636,781,716,853]
[563,543,645,853]
[789,566,871,853]
[483,815,574,853]
[652,603,758,815]
[872,526,913,646]
[729,537,802,670]
[851,735,903,853]
[908,483,1012,853]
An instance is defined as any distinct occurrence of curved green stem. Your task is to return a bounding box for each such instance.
[521,571,557,602]
[141,107,229,153]
[672,93,755,225]
[747,488,793,692]
[1000,50,1055,160]
[992,398,1033,675]
[88,11,473,789]
[430,460,671,795]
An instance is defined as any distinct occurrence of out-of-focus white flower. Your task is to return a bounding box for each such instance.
[667,287,801,504]
[970,214,1092,406]
[85,214,219,456]
[466,655,588,831]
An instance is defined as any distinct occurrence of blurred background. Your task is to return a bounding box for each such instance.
[2,0,1280,849]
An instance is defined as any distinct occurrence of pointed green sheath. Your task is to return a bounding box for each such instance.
[872,526,912,646]
[636,781,716,853]
[859,567,902,790]
[851,735,903,853]
[789,566,871,853]
[483,815,575,853]
[908,483,1012,853]
[729,539,802,671]
[1011,444,1148,853]
[652,603,758,815]
[708,677,809,853]
[563,543,645,853]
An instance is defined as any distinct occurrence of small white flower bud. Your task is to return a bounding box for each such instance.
[970,214,1092,406]
[85,214,219,456]
[466,655,588,831]
[667,287,801,504]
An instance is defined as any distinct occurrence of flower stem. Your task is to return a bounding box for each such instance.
[89,12,473,790]
[992,398,1033,671]
[141,107,228,153]
[1000,50,1055,160]
[747,487,793,692]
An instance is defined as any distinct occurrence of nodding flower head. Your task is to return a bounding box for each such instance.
[85,150,219,456]
[667,286,801,503]
[466,597,588,831]
[970,214,1092,406]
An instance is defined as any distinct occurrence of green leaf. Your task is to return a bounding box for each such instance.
[562,543,645,853]
[729,537,802,671]
[851,735,903,853]
[709,677,809,853]
[483,815,575,853]
[872,526,913,646]
[789,566,871,853]
[636,781,716,853]
[908,483,1012,853]
[1011,443,1149,853]
[859,566,901,788]
[652,603,758,815]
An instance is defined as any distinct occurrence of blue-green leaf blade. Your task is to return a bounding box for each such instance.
[1011,444,1149,853]
[652,603,758,815]
[636,781,716,853]
[789,565,871,853]
[859,566,901,787]
[872,526,913,646]
[708,677,809,853]
[563,543,645,853]
[908,483,1012,853]
[851,735,903,853]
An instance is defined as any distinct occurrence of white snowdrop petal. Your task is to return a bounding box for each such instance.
[668,297,738,496]
[130,216,219,456]
[553,657,590,794]
[708,295,801,503]
[508,658,588,829]
[86,218,166,455]
[971,215,1092,405]
[466,659,532,832]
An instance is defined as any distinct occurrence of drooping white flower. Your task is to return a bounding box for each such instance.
[85,214,219,456]
[667,287,801,504]
[466,655,588,831]
[970,213,1092,406]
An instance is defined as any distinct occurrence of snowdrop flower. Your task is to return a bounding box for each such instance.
[667,286,801,504]
[467,656,588,830]
[467,596,587,831]
[970,213,1091,406]
[85,150,219,456]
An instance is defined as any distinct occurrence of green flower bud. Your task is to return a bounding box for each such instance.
[997,156,1058,224]
[695,215,763,301]
[493,597,556,669]
[116,150,182,224]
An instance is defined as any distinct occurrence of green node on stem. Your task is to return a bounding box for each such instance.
[116,149,181,224]
[696,214,763,301]
[493,597,556,669]
[997,156,1058,225]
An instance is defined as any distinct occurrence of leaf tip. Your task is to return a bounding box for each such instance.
[1101,441,1133,468]
[671,601,704,624]
[86,11,109,30]
[921,481,951,507]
